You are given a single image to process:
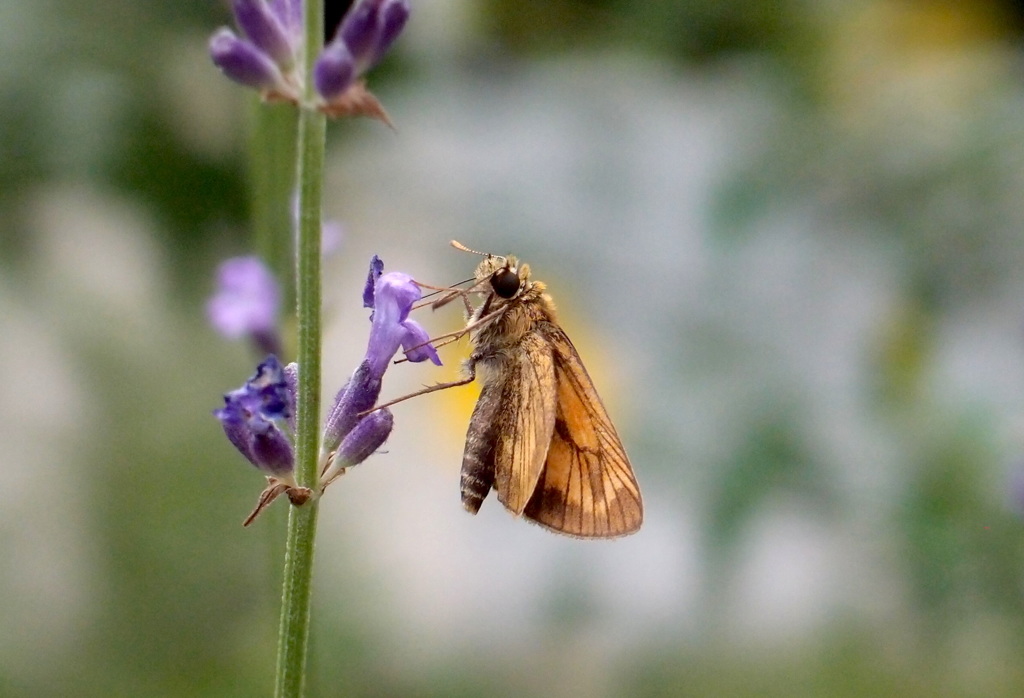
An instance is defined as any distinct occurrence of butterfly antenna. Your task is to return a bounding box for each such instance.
[450,240,487,256]
[450,240,506,264]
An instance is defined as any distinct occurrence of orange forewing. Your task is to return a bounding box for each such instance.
[522,327,643,538]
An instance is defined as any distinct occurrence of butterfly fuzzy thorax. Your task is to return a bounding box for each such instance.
[470,257,554,352]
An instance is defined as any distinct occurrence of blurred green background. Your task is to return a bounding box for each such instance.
[5,0,1024,696]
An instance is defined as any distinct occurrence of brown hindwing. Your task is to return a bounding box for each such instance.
[523,323,643,538]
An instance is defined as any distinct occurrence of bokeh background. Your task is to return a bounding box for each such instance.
[5,0,1024,695]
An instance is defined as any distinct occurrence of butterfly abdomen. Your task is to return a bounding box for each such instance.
[460,360,503,513]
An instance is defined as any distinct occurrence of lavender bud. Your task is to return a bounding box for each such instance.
[371,0,410,66]
[313,40,356,101]
[209,28,284,90]
[232,0,295,68]
[322,360,381,453]
[336,408,394,467]
[338,0,380,67]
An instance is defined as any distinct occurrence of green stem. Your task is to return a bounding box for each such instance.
[249,101,298,317]
[275,1,325,696]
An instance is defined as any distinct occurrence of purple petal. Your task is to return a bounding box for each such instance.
[314,40,356,101]
[363,255,384,308]
[336,408,393,466]
[207,256,280,339]
[215,357,290,427]
[376,272,419,321]
[210,28,284,90]
[365,272,421,375]
[216,386,270,432]
[400,319,442,365]
[248,355,291,420]
[232,0,296,68]
[217,401,258,465]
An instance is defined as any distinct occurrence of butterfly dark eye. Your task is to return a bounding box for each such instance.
[490,268,520,299]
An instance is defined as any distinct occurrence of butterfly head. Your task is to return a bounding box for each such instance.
[475,254,532,301]
[451,241,537,303]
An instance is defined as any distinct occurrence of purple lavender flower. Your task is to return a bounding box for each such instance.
[215,256,441,500]
[314,0,411,101]
[211,0,411,119]
[207,256,282,357]
[322,256,440,457]
[210,0,302,100]
[366,271,441,373]
[216,356,296,481]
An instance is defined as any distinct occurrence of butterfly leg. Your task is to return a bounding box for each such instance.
[362,359,478,414]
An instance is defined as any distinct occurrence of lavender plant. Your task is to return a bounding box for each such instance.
[214,259,440,521]
[206,1,420,695]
